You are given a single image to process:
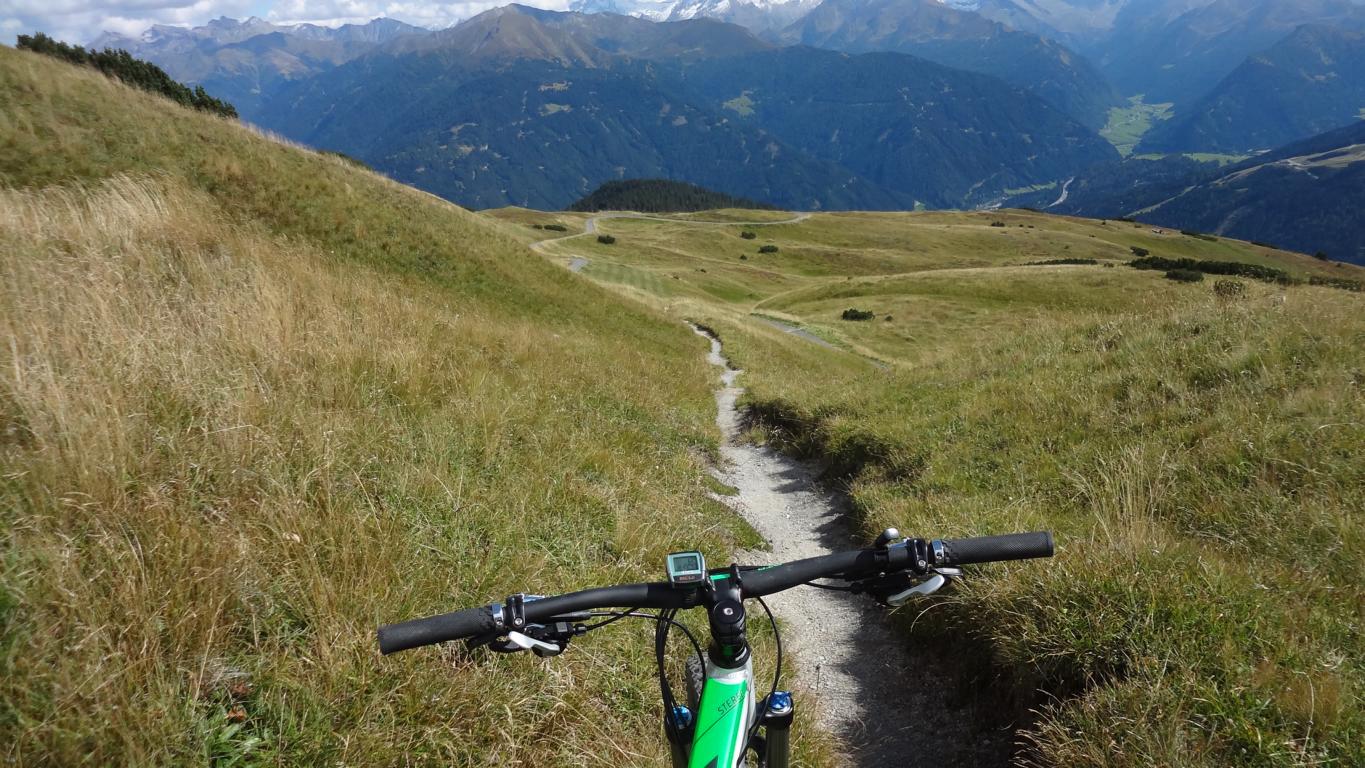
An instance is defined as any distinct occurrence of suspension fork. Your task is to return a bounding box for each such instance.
[761,691,794,768]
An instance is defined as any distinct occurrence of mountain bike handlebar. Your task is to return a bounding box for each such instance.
[936,531,1054,566]
[377,531,1053,655]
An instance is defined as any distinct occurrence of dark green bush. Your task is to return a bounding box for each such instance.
[1130,246,1150,257]
[990,221,1006,228]
[1131,255,1289,282]
[1165,269,1205,283]
[841,308,875,321]
[1027,258,1098,266]
[543,224,568,232]
[1313,251,1330,261]
[758,245,779,254]
[597,235,616,245]
[1308,276,1362,292]
[740,231,757,240]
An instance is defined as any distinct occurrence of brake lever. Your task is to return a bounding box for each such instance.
[884,567,962,607]
[506,631,565,657]
[468,617,585,656]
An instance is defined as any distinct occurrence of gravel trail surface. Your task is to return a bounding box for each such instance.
[690,324,1013,767]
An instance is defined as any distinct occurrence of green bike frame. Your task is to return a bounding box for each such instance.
[685,657,754,768]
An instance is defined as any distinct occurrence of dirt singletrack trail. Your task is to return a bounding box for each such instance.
[689,324,1014,767]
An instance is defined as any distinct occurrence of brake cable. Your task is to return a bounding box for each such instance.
[742,594,782,756]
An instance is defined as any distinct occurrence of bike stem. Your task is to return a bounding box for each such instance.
[708,564,750,669]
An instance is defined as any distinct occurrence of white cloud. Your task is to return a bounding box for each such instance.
[6,0,256,44]
[5,0,575,44]
[267,1,569,28]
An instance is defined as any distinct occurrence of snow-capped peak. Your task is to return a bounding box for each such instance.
[568,0,820,30]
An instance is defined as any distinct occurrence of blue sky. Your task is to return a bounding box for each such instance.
[2,0,569,46]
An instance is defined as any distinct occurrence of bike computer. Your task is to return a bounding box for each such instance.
[666,551,707,588]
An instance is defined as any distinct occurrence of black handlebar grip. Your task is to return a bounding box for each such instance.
[935,531,1054,566]
[377,606,496,655]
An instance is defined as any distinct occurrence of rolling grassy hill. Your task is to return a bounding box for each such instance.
[0,46,841,765]
[524,206,1365,765]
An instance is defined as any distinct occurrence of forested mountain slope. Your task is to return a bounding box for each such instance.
[783,0,1119,127]
[1020,121,1365,264]
[85,16,425,120]
[1139,24,1365,153]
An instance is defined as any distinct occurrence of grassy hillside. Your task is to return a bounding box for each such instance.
[535,207,1365,765]
[0,47,844,765]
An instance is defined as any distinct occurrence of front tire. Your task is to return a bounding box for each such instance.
[684,653,705,711]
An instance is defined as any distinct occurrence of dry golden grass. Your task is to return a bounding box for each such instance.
[0,172,765,764]
[0,43,844,763]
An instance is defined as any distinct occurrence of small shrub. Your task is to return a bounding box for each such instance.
[1213,280,1246,300]
[544,223,568,232]
[740,231,757,240]
[990,221,1006,228]
[739,254,748,260]
[1130,246,1150,258]
[841,308,875,321]
[758,245,779,254]
[1165,269,1205,283]
[1313,251,1330,261]
[597,235,616,245]
[883,315,893,322]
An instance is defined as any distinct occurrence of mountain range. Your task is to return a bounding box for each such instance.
[255,5,1115,210]
[62,0,1365,255]
[1091,0,1365,109]
[781,0,1118,128]
[569,0,822,33]
[1139,24,1365,153]
[88,17,425,116]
